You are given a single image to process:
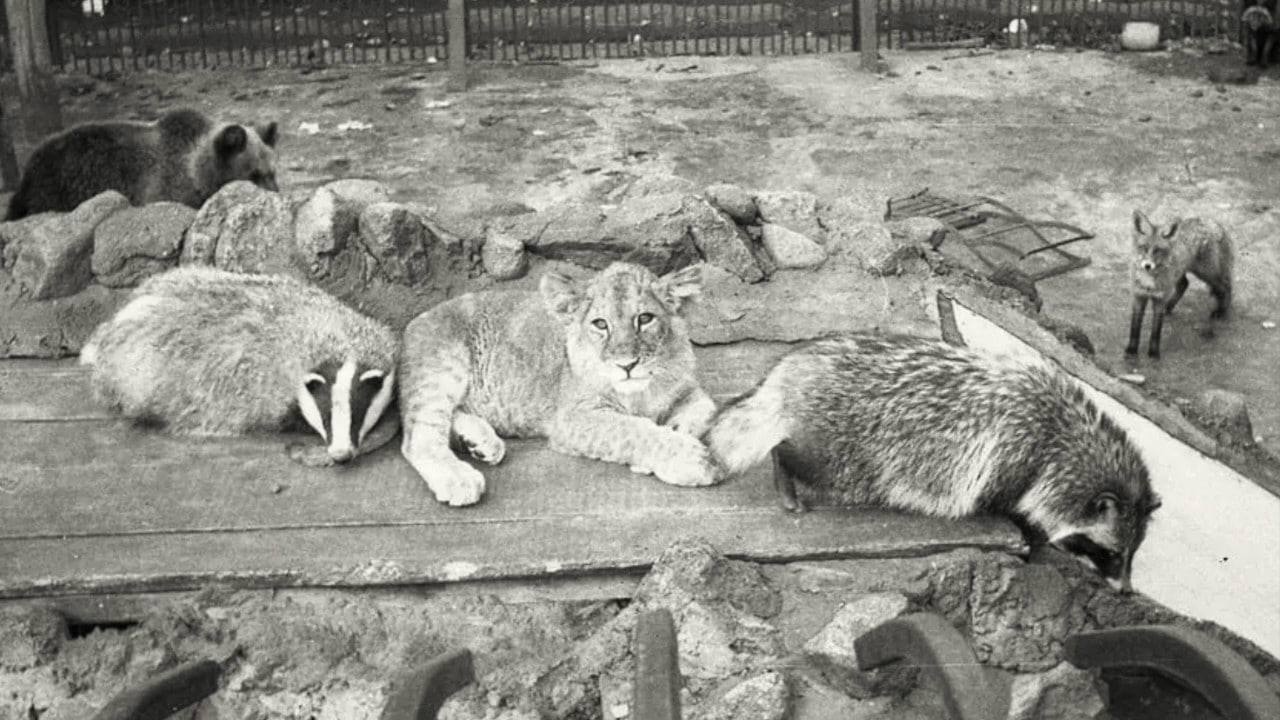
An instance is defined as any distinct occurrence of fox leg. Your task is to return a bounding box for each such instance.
[1148,300,1167,359]
[1126,296,1148,356]
[1164,275,1190,314]
[772,447,806,513]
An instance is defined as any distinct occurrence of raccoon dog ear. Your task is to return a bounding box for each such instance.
[215,125,249,155]
[1132,210,1154,236]
[258,121,279,147]
[540,271,582,323]
[655,263,703,313]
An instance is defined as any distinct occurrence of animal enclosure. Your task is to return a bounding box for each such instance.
[1,0,1242,74]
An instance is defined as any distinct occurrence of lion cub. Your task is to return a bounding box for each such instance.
[400,262,720,506]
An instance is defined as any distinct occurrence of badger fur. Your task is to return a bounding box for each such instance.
[81,266,397,465]
[1243,2,1278,68]
[6,108,279,221]
[705,332,1162,591]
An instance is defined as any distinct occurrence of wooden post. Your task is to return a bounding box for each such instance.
[859,0,878,72]
[446,0,468,91]
[5,0,64,140]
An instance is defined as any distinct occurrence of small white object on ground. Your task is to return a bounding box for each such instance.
[1119,373,1146,385]
[336,120,373,132]
[297,122,321,135]
[1262,320,1276,329]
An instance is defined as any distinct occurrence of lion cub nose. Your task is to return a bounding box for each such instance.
[618,359,640,376]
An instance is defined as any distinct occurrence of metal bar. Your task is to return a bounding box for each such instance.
[90,660,221,720]
[1065,626,1280,720]
[378,648,475,720]
[856,613,1011,720]
[633,610,681,720]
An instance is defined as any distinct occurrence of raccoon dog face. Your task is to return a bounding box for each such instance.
[1242,5,1273,31]
[1023,416,1162,593]
[214,122,280,192]
[296,359,396,463]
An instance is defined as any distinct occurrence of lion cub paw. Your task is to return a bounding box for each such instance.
[452,412,506,465]
[652,435,720,488]
[419,456,487,507]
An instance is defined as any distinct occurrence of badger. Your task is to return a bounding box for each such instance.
[705,332,1162,592]
[81,266,398,465]
[6,108,278,221]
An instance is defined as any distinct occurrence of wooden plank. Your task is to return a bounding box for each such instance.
[0,507,1022,599]
[859,0,878,71]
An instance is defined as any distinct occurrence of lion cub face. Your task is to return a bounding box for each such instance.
[540,262,702,394]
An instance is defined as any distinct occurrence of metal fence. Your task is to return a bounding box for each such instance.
[0,0,1243,74]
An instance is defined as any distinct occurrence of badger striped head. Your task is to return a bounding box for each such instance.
[296,359,396,463]
[1242,5,1273,30]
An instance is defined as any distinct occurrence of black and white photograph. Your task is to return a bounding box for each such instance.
[0,0,1277,717]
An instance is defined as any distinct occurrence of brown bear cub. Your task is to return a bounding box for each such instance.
[6,108,279,221]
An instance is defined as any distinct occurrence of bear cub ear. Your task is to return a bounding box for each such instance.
[215,125,249,155]
[258,121,279,147]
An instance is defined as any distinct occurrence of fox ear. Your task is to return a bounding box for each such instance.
[1162,220,1180,239]
[1132,210,1154,236]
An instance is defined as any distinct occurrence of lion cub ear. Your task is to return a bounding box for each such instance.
[655,264,703,313]
[540,271,582,323]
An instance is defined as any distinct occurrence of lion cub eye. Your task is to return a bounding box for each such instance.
[591,318,609,331]
[637,312,655,327]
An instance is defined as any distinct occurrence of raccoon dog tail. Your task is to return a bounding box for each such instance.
[704,378,791,477]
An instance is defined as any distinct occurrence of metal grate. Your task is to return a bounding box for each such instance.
[886,188,1093,282]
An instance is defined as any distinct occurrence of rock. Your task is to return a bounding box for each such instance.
[704,183,758,225]
[700,671,789,720]
[988,263,1042,312]
[886,216,951,251]
[517,195,700,275]
[1195,389,1254,442]
[683,196,764,282]
[1007,662,1108,720]
[294,178,392,267]
[635,538,782,619]
[356,202,437,285]
[754,190,824,239]
[1,191,129,299]
[802,592,911,698]
[91,203,195,287]
[969,557,1088,672]
[0,604,68,670]
[181,181,299,275]
[827,219,920,276]
[482,229,529,281]
[761,223,826,269]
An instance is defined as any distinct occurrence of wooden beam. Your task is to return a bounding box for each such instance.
[859,0,878,72]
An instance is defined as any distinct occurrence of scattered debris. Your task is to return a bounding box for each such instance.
[1119,373,1146,386]
[424,99,454,109]
[1262,321,1276,330]
[298,121,321,135]
[336,120,373,132]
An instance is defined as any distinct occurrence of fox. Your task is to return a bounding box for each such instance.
[704,332,1161,592]
[1126,210,1233,359]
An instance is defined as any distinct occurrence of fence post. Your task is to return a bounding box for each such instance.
[859,0,878,71]
[5,0,64,139]
[447,0,468,91]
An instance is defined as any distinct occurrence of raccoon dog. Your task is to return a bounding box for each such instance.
[81,267,398,465]
[6,108,278,220]
[705,332,1162,591]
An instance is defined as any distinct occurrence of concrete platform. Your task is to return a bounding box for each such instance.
[0,344,1025,599]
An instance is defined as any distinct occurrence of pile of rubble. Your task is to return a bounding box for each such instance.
[2,540,1275,719]
[0,178,942,358]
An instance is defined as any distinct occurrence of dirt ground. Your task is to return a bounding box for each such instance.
[31,43,1280,456]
